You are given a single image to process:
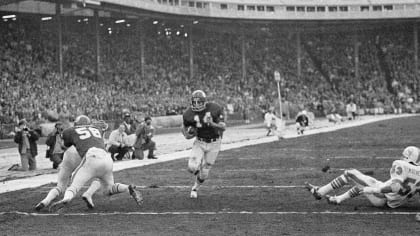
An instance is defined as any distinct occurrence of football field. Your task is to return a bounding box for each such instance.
[1,116,420,235]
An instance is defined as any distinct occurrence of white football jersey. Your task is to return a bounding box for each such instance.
[385,160,420,208]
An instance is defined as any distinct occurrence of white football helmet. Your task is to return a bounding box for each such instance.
[402,146,420,165]
[74,115,91,126]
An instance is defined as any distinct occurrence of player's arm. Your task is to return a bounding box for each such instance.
[182,124,196,140]
[62,129,73,148]
[361,179,402,194]
[208,110,226,132]
[209,120,226,131]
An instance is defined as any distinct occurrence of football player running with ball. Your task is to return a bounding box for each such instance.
[48,115,143,212]
[182,90,226,199]
[306,146,420,212]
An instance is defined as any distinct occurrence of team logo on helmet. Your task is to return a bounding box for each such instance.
[402,146,420,165]
[74,115,91,126]
[191,90,207,112]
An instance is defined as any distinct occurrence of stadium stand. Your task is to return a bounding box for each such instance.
[0,11,419,136]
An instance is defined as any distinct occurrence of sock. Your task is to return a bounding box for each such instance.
[109,183,129,195]
[192,177,204,191]
[335,186,361,203]
[318,175,348,196]
[42,187,61,206]
[62,188,77,203]
[83,180,102,198]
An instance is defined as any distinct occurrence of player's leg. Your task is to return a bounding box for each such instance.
[198,140,221,183]
[49,148,100,211]
[307,168,366,199]
[306,168,386,206]
[191,140,221,199]
[81,151,143,208]
[35,146,81,211]
[81,152,114,209]
[188,140,204,175]
[189,140,205,198]
[328,169,387,206]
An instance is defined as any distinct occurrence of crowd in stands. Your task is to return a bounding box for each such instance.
[1,15,419,129]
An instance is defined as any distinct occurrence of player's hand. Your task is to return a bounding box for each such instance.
[183,126,197,139]
[361,186,379,194]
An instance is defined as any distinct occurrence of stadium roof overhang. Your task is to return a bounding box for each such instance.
[1,0,419,35]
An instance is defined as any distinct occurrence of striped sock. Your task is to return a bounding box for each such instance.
[335,186,361,203]
[109,183,129,195]
[110,183,121,195]
[318,175,348,196]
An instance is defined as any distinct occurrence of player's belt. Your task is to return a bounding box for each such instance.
[197,137,219,143]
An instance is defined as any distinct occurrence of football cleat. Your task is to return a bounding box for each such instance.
[128,185,143,206]
[305,182,322,200]
[190,189,198,199]
[326,195,340,205]
[34,202,45,212]
[82,196,95,209]
[49,200,68,212]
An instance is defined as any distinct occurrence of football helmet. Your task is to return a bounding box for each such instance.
[74,115,91,126]
[191,90,207,112]
[402,146,420,165]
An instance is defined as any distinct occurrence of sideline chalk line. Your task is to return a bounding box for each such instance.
[1,211,419,217]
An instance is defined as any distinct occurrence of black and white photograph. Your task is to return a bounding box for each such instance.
[1,0,420,235]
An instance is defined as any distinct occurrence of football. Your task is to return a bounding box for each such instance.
[187,126,197,135]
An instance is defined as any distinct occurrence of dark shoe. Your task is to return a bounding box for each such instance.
[35,202,45,212]
[147,156,157,159]
[305,182,322,200]
[8,164,19,171]
[82,196,94,209]
[128,185,143,206]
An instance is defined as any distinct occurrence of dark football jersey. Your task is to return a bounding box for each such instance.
[296,114,309,126]
[183,102,224,139]
[62,125,106,158]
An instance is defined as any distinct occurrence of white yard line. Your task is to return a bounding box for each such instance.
[1,211,419,217]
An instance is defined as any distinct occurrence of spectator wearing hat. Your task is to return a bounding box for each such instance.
[132,116,157,160]
[107,124,131,161]
[122,112,136,135]
[12,119,39,171]
[45,122,65,169]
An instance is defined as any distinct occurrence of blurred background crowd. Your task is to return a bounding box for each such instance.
[1,15,419,132]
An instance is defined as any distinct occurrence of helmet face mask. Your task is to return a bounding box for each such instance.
[191,90,207,112]
[402,146,420,165]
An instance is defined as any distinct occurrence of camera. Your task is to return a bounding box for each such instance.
[56,128,64,134]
